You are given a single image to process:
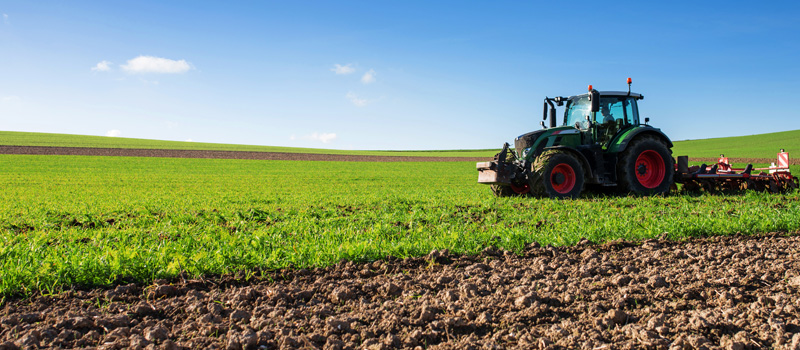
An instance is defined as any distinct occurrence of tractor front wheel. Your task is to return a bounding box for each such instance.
[530,150,585,199]
[617,135,674,195]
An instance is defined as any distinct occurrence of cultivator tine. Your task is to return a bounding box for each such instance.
[769,179,780,193]
[701,180,716,193]
[682,180,700,192]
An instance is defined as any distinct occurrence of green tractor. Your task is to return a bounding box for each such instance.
[477,78,674,199]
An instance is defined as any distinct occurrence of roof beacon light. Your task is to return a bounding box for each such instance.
[626,77,632,96]
[588,84,593,91]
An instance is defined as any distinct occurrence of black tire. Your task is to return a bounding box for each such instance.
[530,150,585,199]
[491,184,514,197]
[617,135,674,195]
[490,183,530,197]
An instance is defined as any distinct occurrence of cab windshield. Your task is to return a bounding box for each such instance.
[564,96,591,128]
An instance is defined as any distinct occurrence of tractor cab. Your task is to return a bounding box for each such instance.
[564,91,643,148]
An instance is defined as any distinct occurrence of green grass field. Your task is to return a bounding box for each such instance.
[1,154,799,297]
[0,131,495,158]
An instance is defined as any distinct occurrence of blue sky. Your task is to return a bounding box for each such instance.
[1,1,798,150]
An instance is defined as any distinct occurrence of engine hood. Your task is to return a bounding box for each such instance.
[514,129,547,156]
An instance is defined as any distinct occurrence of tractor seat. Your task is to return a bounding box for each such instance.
[599,119,623,145]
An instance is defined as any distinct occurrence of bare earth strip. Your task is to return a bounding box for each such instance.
[2,233,800,350]
[1,145,797,165]
[0,146,486,162]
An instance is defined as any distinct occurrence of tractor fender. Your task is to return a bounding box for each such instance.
[609,127,673,154]
[540,146,594,181]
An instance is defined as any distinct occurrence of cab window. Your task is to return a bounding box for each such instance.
[596,98,625,124]
[596,97,638,125]
[623,98,639,125]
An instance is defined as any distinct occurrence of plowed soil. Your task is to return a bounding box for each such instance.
[3,233,800,350]
[1,145,795,165]
[0,146,485,162]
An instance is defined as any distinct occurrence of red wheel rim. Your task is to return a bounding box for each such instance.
[510,183,530,194]
[635,150,665,189]
[550,164,576,194]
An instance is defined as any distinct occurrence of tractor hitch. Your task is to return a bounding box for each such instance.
[476,143,515,185]
[477,143,532,195]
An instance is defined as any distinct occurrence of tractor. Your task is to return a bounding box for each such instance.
[477,78,674,198]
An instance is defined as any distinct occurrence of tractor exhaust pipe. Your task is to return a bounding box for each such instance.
[543,98,557,128]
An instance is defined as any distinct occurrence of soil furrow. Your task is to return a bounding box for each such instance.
[1,146,795,165]
[2,233,799,350]
[0,146,485,162]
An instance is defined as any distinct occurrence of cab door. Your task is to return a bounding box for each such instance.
[594,97,638,148]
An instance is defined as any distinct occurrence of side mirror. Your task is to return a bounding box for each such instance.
[589,90,600,112]
[644,117,650,125]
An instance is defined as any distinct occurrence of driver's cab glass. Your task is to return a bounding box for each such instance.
[595,97,637,125]
[564,96,591,129]
[596,98,623,124]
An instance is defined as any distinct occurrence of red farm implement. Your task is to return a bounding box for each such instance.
[675,150,798,193]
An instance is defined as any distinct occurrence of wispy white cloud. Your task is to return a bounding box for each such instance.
[121,56,192,74]
[361,69,376,84]
[346,92,368,107]
[139,78,160,85]
[91,60,112,72]
[331,63,355,75]
[292,132,337,143]
[310,132,337,143]
[1,95,20,103]
[3,13,8,25]
[105,129,121,137]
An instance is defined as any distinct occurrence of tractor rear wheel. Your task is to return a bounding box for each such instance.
[530,150,585,199]
[617,135,674,195]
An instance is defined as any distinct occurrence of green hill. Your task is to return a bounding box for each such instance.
[672,129,800,159]
[0,131,495,158]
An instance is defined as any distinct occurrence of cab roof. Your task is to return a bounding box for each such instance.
[569,91,643,100]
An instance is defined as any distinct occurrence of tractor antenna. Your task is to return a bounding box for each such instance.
[626,77,632,96]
